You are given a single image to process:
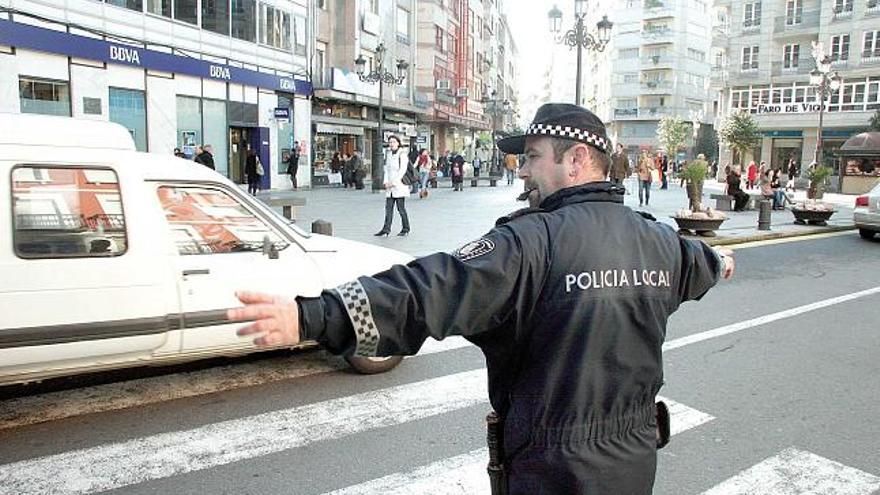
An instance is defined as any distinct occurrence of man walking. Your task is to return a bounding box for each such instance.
[504,153,519,185]
[610,143,631,187]
[286,147,300,189]
[228,103,735,494]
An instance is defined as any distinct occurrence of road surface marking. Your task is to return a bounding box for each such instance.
[0,337,471,431]
[700,448,880,495]
[664,286,880,352]
[324,396,714,495]
[0,369,488,495]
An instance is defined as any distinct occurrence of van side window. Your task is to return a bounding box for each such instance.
[12,166,128,258]
[157,185,285,255]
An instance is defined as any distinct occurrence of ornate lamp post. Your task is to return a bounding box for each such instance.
[481,90,510,175]
[355,42,410,191]
[808,47,842,171]
[548,1,613,106]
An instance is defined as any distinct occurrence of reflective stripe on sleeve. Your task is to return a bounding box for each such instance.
[334,280,380,357]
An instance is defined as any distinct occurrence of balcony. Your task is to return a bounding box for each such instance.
[643,0,675,20]
[868,2,880,15]
[712,24,730,45]
[861,50,880,66]
[641,55,676,69]
[770,61,812,77]
[614,108,639,118]
[641,27,674,43]
[641,80,673,94]
[831,7,853,21]
[773,10,820,36]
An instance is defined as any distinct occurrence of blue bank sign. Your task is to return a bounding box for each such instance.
[0,19,312,96]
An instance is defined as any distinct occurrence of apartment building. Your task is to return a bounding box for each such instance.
[583,0,714,155]
[713,0,880,173]
[0,0,313,189]
[414,0,518,159]
[311,0,423,186]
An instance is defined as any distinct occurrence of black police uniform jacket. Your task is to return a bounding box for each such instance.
[298,182,722,494]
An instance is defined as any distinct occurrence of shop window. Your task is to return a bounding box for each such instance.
[260,3,291,50]
[202,0,230,35]
[157,186,285,256]
[19,77,70,117]
[146,0,171,17]
[232,0,256,42]
[109,88,147,152]
[105,0,143,11]
[12,166,128,259]
[175,0,198,25]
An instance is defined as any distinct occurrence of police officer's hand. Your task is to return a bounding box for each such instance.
[227,291,301,348]
[714,247,736,280]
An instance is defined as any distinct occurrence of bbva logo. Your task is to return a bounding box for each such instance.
[210,65,231,80]
[279,78,295,90]
[109,46,141,65]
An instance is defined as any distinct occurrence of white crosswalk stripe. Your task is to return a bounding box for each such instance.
[0,368,488,495]
[323,396,714,495]
[699,448,880,495]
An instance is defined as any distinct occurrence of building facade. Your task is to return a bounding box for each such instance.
[311,0,425,186]
[583,0,714,155]
[0,0,313,189]
[713,0,880,174]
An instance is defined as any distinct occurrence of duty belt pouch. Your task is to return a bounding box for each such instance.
[656,401,671,449]
[486,411,508,495]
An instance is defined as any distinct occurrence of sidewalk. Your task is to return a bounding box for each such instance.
[256,180,856,257]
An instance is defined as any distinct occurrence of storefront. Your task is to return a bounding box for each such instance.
[837,132,880,195]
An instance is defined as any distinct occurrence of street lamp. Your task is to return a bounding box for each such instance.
[481,90,511,176]
[807,50,842,173]
[548,2,613,106]
[355,42,410,191]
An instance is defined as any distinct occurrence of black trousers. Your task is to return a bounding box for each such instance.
[382,197,410,232]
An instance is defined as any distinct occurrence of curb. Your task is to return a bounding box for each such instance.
[702,224,857,246]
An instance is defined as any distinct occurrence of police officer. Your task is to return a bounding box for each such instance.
[227,103,736,494]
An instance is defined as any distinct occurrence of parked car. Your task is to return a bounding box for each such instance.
[0,114,409,386]
[854,182,880,240]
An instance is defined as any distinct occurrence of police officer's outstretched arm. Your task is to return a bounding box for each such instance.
[676,236,735,304]
[228,223,547,357]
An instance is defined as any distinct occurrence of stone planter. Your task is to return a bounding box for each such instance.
[791,208,835,226]
[671,216,727,237]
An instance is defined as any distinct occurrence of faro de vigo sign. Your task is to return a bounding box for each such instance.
[757,103,825,114]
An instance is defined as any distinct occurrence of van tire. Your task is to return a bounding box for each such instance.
[345,355,404,374]
[859,229,876,240]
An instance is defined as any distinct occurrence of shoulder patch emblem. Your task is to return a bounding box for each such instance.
[454,238,496,261]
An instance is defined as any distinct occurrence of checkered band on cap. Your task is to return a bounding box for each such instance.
[334,279,380,357]
[527,123,610,153]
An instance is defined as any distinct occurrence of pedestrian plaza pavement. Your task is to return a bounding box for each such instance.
[257,179,856,258]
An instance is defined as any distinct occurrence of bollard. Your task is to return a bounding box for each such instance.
[311,219,333,236]
[757,199,772,231]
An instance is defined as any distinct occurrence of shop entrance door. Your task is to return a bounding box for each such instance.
[229,127,251,184]
[772,139,802,172]
[249,127,271,190]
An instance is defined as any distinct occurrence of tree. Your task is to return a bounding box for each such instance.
[693,124,719,162]
[718,111,762,167]
[656,116,691,157]
[868,109,880,132]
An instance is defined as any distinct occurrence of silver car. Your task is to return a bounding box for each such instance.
[854,182,880,240]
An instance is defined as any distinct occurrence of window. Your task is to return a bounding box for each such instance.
[864,31,880,58]
[688,48,706,62]
[741,46,759,70]
[146,0,171,17]
[260,4,291,50]
[19,77,70,116]
[619,48,639,59]
[469,9,474,34]
[105,0,143,11]
[743,2,761,28]
[785,0,802,25]
[435,26,445,52]
[397,7,410,43]
[315,48,326,86]
[294,15,306,56]
[109,88,147,152]
[833,0,853,14]
[368,0,379,14]
[232,0,256,42]
[783,44,800,68]
[13,166,128,258]
[202,0,229,35]
[157,186,284,256]
[175,0,198,25]
[830,34,850,61]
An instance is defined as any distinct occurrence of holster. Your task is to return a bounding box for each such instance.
[486,411,508,495]
[656,401,671,449]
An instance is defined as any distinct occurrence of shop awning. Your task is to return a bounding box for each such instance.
[837,132,880,157]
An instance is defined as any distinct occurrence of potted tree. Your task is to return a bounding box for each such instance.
[805,164,833,199]
[671,154,728,237]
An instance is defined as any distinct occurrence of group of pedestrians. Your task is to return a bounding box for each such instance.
[723,159,796,211]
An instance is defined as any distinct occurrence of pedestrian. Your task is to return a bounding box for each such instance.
[194,145,215,170]
[437,151,449,180]
[473,154,482,178]
[227,102,736,495]
[660,153,669,190]
[245,149,261,196]
[609,143,631,187]
[350,151,366,190]
[451,153,465,191]
[727,166,750,211]
[330,152,342,174]
[374,135,411,237]
[504,153,519,185]
[417,149,432,198]
[286,147,300,189]
[770,168,786,209]
[786,157,799,192]
[746,161,758,189]
[638,150,654,207]
[343,152,356,188]
[678,160,688,188]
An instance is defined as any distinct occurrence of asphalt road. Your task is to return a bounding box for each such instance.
[0,232,878,495]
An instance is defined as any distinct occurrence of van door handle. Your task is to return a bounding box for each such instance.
[182,269,211,276]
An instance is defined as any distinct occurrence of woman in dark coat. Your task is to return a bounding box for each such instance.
[726,166,750,211]
[330,152,342,174]
[245,149,260,196]
[450,153,465,191]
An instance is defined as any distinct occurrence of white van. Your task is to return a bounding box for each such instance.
[0,114,409,386]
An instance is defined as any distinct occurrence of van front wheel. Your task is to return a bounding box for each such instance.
[345,355,404,374]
